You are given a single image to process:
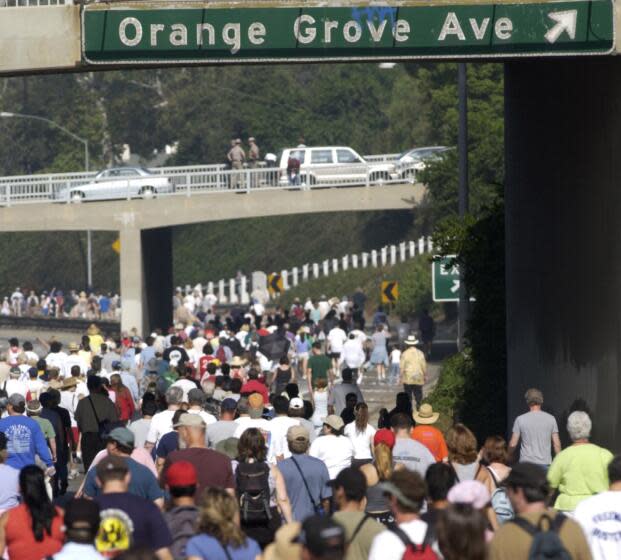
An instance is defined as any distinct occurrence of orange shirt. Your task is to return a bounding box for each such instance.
[5,504,64,560]
[411,425,448,462]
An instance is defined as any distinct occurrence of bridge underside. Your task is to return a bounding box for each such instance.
[505,58,621,451]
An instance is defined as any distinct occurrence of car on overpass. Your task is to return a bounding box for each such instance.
[396,146,452,180]
[56,167,174,202]
[276,146,398,187]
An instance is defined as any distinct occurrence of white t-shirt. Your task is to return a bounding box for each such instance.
[26,379,45,399]
[170,379,198,403]
[5,379,27,399]
[390,349,402,364]
[65,354,88,376]
[327,328,348,354]
[574,490,621,560]
[146,409,177,446]
[341,339,365,368]
[233,417,272,443]
[267,416,300,463]
[45,352,69,378]
[309,434,354,479]
[187,408,217,426]
[344,422,376,460]
[369,519,429,560]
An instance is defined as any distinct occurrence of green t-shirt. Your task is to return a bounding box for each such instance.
[333,511,385,560]
[308,354,331,381]
[34,416,56,440]
[548,443,613,511]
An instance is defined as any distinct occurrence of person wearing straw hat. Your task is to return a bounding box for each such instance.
[399,335,427,412]
[412,404,448,462]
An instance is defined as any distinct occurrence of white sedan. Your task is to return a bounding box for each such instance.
[57,167,174,202]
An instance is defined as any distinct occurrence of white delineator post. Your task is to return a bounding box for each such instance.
[352,254,359,268]
[390,245,397,265]
[218,279,227,304]
[380,247,387,266]
[313,263,320,278]
[399,242,406,262]
[323,260,329,276]
[282,270,289,290]
[292,267,299,287]
[342,255,349,271]
[229,279,238,304]
[332,259,338,274]
[409,241,416,258]
[302,264,309,281]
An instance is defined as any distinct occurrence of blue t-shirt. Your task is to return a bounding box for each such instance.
[95,492,172,554]
[186,534,261,560]
[84,457,164,501]
[99,296,110,313]
[0,415,53,469]
[278,454,332,521]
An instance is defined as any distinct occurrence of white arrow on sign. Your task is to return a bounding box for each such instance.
[450,279,460,293]
[545,10,577,44]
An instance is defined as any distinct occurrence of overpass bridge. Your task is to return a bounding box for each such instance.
[1,0,620,448]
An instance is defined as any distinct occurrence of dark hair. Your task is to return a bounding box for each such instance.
[391,412,412,431]
[389,469,427,514]
[608,455,621,484]
[49,341,62,353]
[206,362,217,375]
[436,504,487,560]
[273,395,290,415]
[279,355,290,365]
[22,341,33,351]
[237,427,267,462]
[248,369,259,380]
[87,375,102,392]
[285,383,299,399]
[9,338,18,347]
[425,463,458,502]
[202,343,214,355]
[354,402,369,434]
[303,400,314,420]
[342,368,354,382]
[19,465,57,541]
[312,341,321,350]
[71,365,81,377]
[221,363,230,376]
[141,400,158,417]
[230,378,242,394]
[481,435,509,465]
[169,485,197,498]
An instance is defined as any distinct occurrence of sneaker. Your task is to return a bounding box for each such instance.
[68,469,79,480]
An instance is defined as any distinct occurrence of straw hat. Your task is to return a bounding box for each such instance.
[404,335,420,346]
[413,403,440,425]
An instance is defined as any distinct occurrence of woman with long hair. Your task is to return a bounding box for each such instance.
[0,465,64,559]
[110,373,136,423]
[436,503,488,560]
[235,428,292,549]
[370,324,389,382]
[446,424,492,488]
[294,329,311,379]
[186,487,261,560]
[360,430,396,526]
[272,355,293,396]
[344,402,376,468]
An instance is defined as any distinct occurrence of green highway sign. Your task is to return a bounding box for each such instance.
[433,255,460,302]
[82,1,614,65]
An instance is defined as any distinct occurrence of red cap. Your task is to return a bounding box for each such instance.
[165,461,197,487]
[373,428,396,450]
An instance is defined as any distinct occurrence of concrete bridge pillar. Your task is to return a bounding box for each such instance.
[120,226,172,337]
[505,59,621,451]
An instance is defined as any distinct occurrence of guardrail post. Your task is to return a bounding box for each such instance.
[302,264,309,281]
[186,175,191,197]
[229,279,238,304]
[371,250,378,267]
[332,259,338,274]
[281,270,289,291]
[322,260,329,276]
[240,276,249,304]
[246,169,251,194]
[342,255,348,271]
[390,245,397,265]
[409,241,416,258]
[207,281,214,295]
[312,263,319,279]
[352,254,358,268]
[48,177,53,199]
[399,242,406,262]
[362,253,368,268]
[419,237,425,254]
[380,247,387,266]
[292,267,299,287]
[6,185,10,207]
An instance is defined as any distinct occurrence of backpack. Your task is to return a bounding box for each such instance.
[486,467,514,524]
[511,514,572,560]
[390,525,439,560]
[236,461,272,524]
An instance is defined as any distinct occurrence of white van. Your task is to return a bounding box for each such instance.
[276,146,396,186]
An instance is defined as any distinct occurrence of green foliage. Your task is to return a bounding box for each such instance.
[393,256,434,318]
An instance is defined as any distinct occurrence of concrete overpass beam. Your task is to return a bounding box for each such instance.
[505,59,621,451]
[120,228,144,336]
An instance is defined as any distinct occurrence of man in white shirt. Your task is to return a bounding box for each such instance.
[341,333,366,380]
[186,389,217,426]
[45,341,69,378]
[309,415,354,480]
[327,322,348,371]
[5,367,27,399]
[170,368,198,403]
[267,396,300,463]
[65,343,88,376]
[233,394,271,441]
[369,469,433,559]
[575,454,621,560]
[145,386,183,451]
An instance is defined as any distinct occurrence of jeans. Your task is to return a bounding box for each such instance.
[404,384,423,409]
[389,363,400,383]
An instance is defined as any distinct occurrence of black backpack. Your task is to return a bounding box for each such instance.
[236,461,272,524]
[511,514,572,560]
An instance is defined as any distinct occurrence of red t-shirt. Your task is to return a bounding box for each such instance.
[199,355,215,376]
[411,425,448,462]
[163,448,234,500]
[241,379,269,404]
[5,504,64,560]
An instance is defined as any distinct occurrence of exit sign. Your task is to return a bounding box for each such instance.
[82,1,614,65]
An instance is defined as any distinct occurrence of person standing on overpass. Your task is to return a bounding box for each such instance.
[508,388,561,469]
[248,137,260,167]
[227,138,246,189]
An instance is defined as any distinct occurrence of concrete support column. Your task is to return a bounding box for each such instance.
[120,228,143,336]
[142,227,173,334]
[505,59,621,450]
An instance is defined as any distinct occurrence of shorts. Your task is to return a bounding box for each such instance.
[329,352,341,360]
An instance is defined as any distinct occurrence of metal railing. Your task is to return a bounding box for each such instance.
[0,153,411,206]
[0,0,71,6]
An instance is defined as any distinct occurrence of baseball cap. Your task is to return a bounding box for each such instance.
[107,427,135,448]
[165,461,197,488]
[323,414,344,432]
[96,455,129,479]
[300,516,345,557]
[221,398,238,411]
[215,437,239,460]
[289,397,304,410]
[328,467,367,501]
[173,413,206,429]
[8,394,25,407]
[373,428,396,449]
[64,498,101,531]
[447,480,491,509]
[287,425,310,443]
